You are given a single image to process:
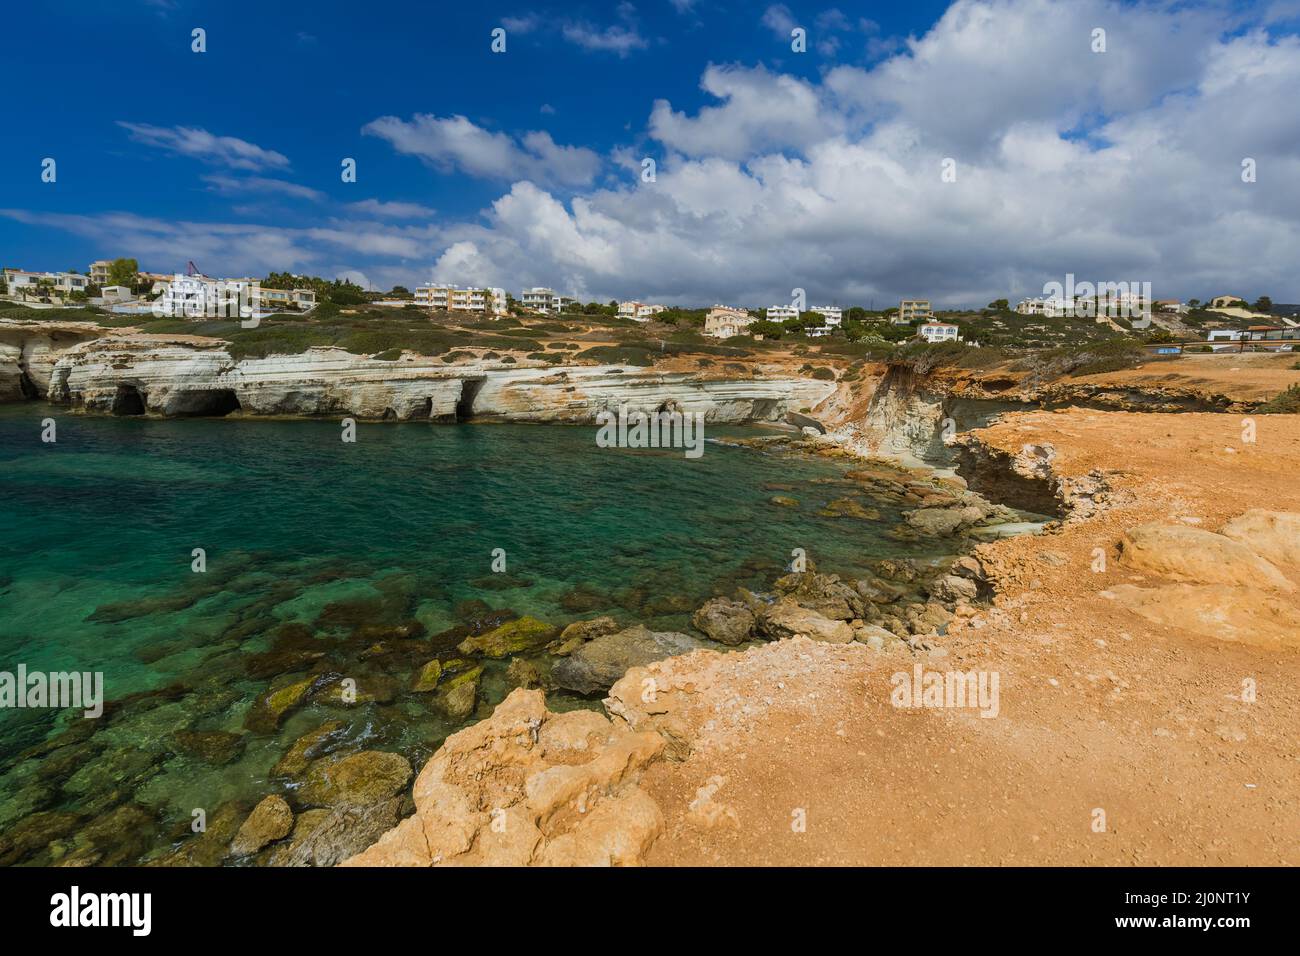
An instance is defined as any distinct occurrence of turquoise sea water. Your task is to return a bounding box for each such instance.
[0,404,956,864]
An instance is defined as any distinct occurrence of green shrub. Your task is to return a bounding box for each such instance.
[574,345,655,366]
[1256,384,1300,414]
[810,367,836,381]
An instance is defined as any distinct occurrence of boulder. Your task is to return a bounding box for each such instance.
[457,616,559,658]
[268,798,403,867]
[551,626,706,695]
[851,622,896,650]
[1219,510,1300,569]
[1118,523,1293,591]
[548,615,621,656]
[230,795,293,856]
[760,599,854,644]
[904,507,967,536]
[433,666,482,720]
[691,598,756,646]
[930,574,979,604]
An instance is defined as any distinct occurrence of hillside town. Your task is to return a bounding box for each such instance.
[2,258,1298,352]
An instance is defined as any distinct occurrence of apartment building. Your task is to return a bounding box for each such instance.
[89,260,112,284]
[2,269,91,299]
[897,299,933,324]
[919,321,961,343]
[257,287,317,311]
[703,305,754,339]
[766,304,799,322]
[415,284,507,315]
[618,300,667,321]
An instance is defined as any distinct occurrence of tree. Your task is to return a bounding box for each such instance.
[390,285,411,297]
[749,319,786,339]
[1252,296,1272,313]
[987,298,1009,312]
[107,258,139,287]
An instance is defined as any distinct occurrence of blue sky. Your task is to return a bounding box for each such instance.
[3,0,1299,306]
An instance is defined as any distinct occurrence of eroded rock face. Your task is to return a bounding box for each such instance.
[342,689,665,866]
[30,333,835,422]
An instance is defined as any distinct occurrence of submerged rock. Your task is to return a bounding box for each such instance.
[244,674,323,733]
[551,626,706,695]
[171,730,247,766]
[273,720,349,778]
[312,674,400,707]
[298,750,413,809]
[457,616,558,658]
[505,657,545,689]
[410,659,443,692]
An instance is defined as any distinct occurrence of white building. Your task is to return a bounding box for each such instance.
[918,321,961,343]
[3,269,91,299]
[153,274,314,318]
[520,287,567,313]
[811,306,842,326]
[1016,296,1072,317]
[766,304,799,322]
[703,305,754,339]
[415,284,507,315]
[618,300,667,321]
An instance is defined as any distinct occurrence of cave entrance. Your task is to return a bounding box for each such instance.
[111,384,146,416]
[18,370,38,400]
[173,388,241,417]
[456,378,486,421]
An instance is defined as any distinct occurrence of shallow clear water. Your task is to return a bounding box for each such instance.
[0,404,955,864]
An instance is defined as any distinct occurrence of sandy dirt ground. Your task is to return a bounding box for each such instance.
[635,410,1299,865]
[1071,352,1299,403]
